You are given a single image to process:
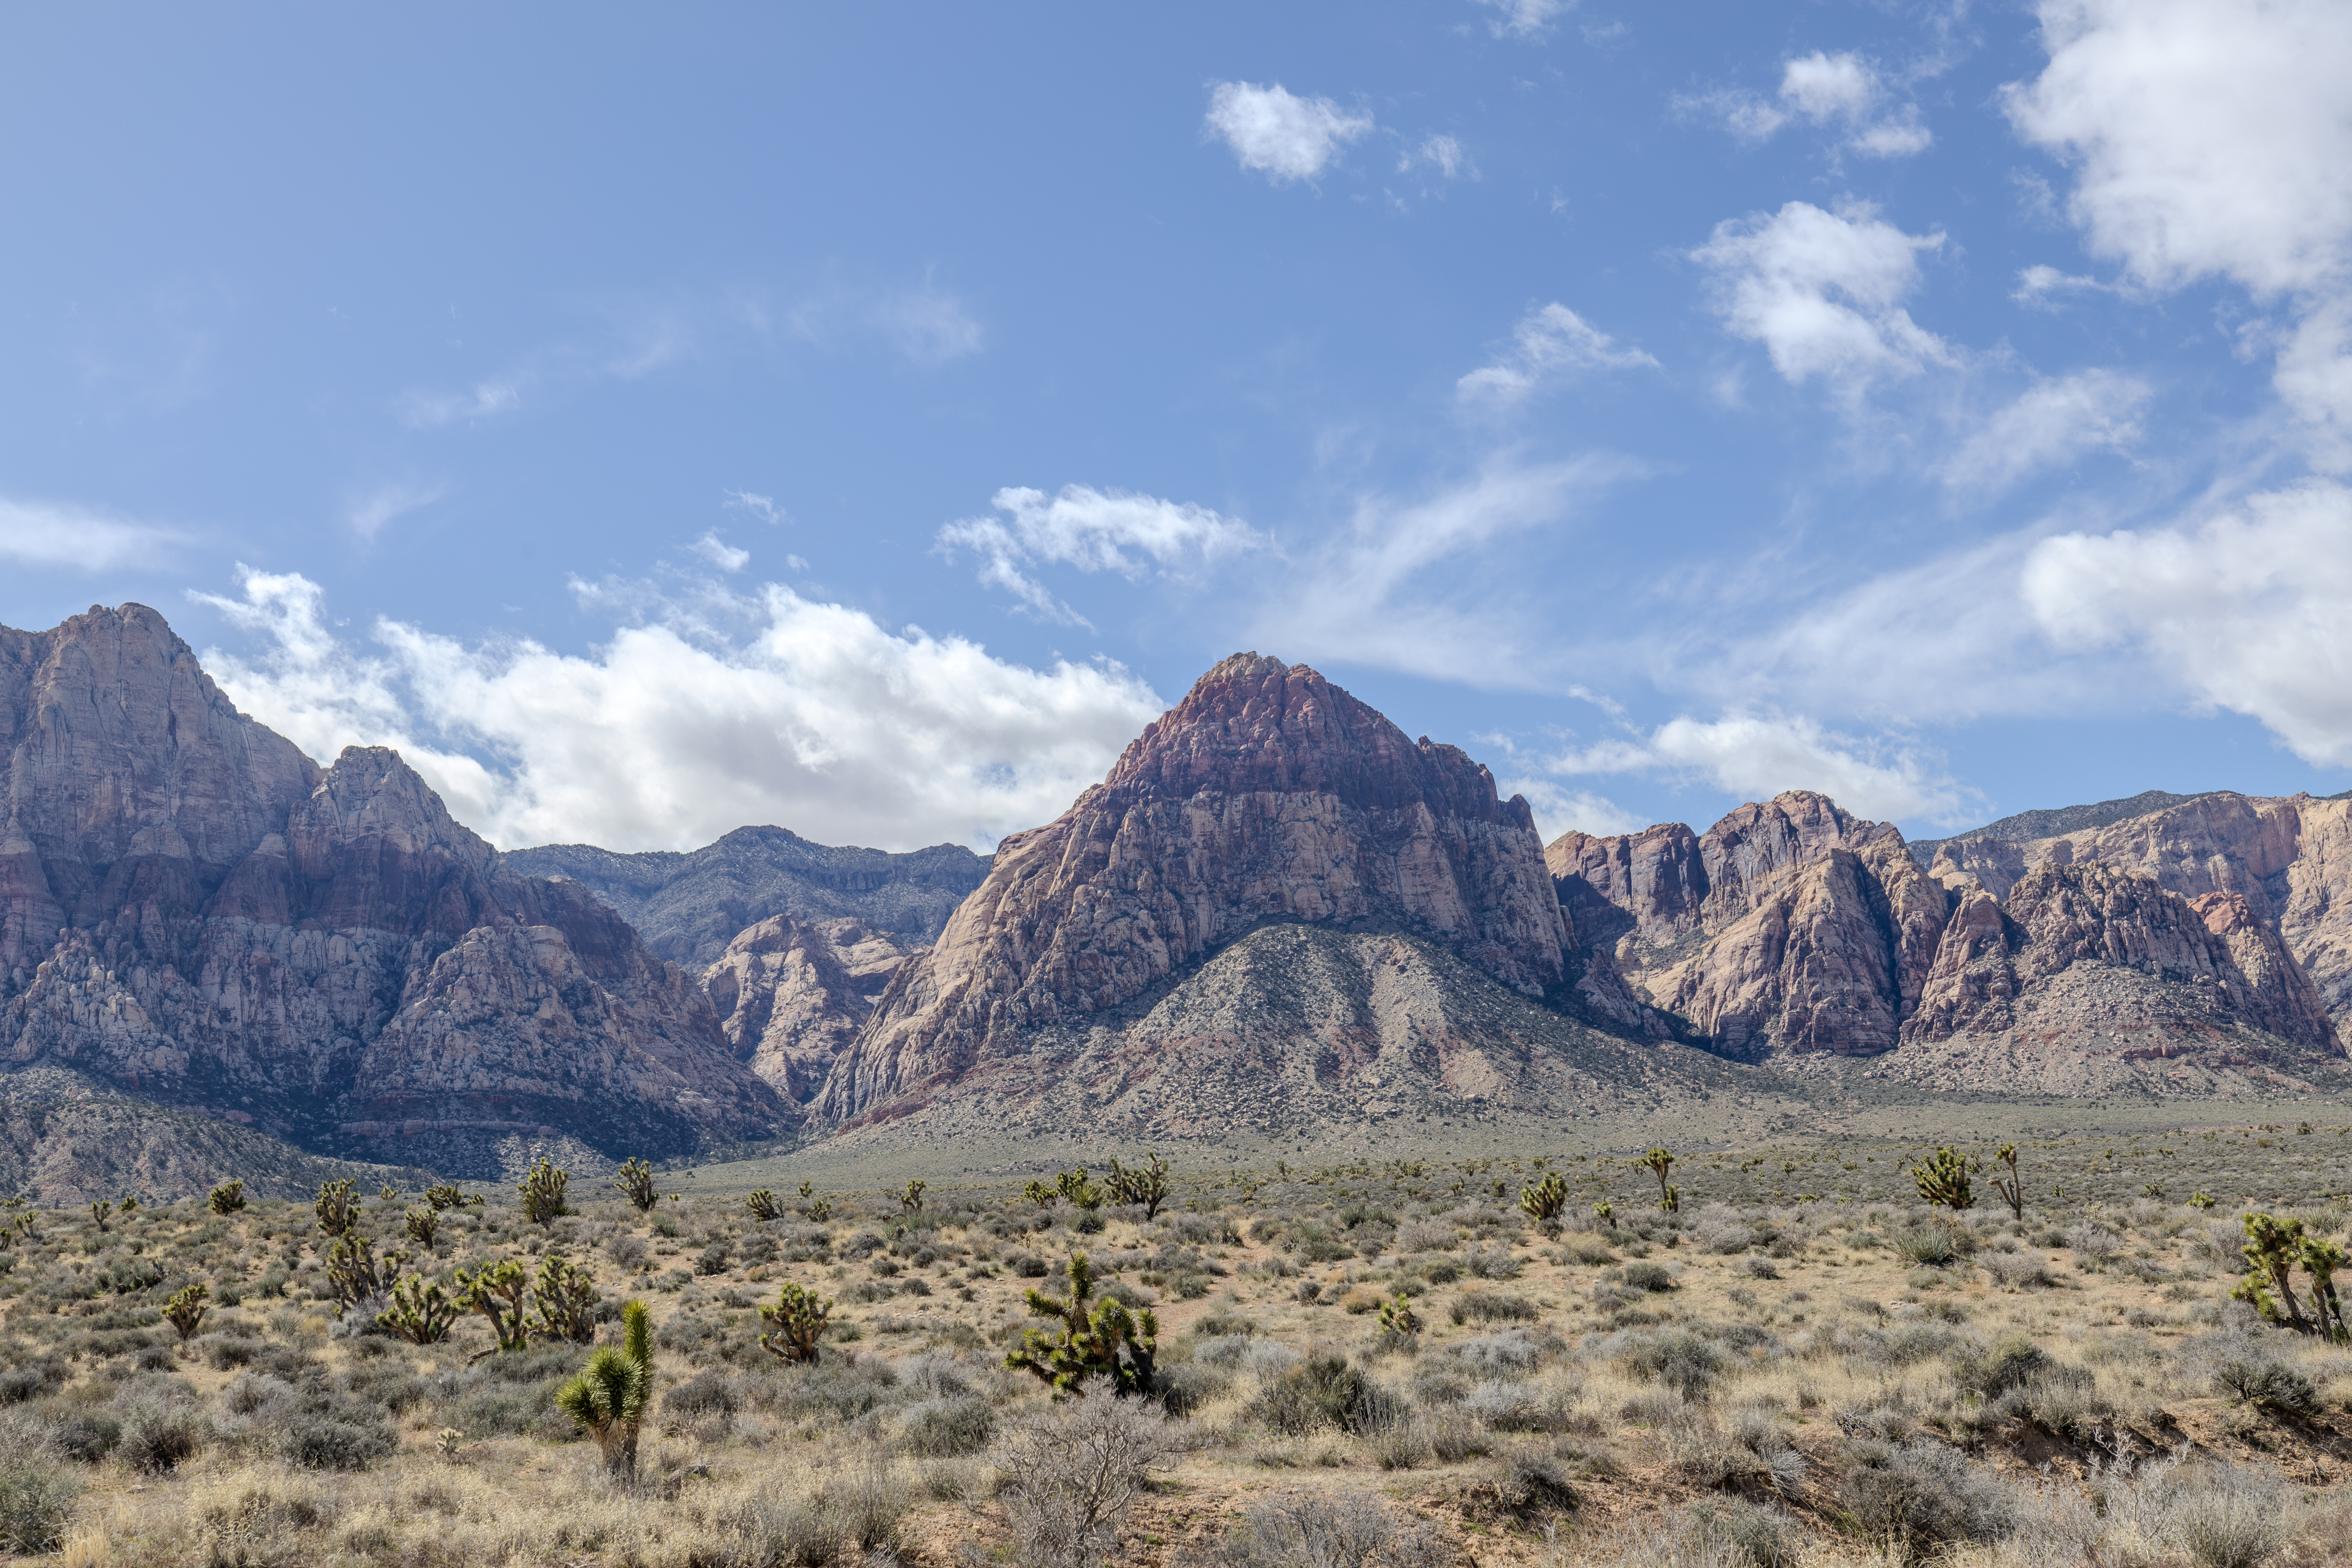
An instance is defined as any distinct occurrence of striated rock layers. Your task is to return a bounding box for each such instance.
[1549,791,2343,1084]
[817,653,1606,1123]
[703,915,917,1102]
[0,605,788,1169]
[1547,793,1951,1060]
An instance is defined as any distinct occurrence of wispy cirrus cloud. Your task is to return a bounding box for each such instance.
[938,484,1268,626]
[0,494,181,570]
[1458,303,1658,404]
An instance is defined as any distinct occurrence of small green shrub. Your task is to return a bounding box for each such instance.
[0,1458,79,1555]
[1250,1353,1379,1435]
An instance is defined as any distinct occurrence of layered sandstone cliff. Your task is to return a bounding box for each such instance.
[815,654,1582,1120]
[0,605,788,1168]
[1550,790,2342,1079]
[703,914,917,1101]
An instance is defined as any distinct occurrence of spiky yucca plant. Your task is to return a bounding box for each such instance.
[207,1181,246,1216]
[1103,1153,1173,1218]
[518,1158,570,1228]
[759,1281,832,1364]
[315,1178,358,1238]
[405,1207,439,1247]
[533,1254,600,1344]
[1639,1148,1675,1212]
[454,1258,533,1350]
[612,1158,672,1213]
[162,1282,209,1342]
[377,1275,459,1344]
[1518,1173,1567,1225]
[555,1300,652,1483]
[745,1189,783,1222]
[1913,1146,1974,1210]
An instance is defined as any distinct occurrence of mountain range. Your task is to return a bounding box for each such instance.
[2,604,2346,1196]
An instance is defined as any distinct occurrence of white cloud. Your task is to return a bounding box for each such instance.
[1692,201,1951,392]
[345,481,444,542]
[1457,303,1659,403]
[690,531,751,573]
[1941,370,2151,490]
[2012,264,2114,305]
[192,569,1165,853]
[936,484,1268,626]
[1501,779,1646,841]
[875,287,985,365]
[0,495,178,570]
[2022,480,2352,766]
[1272,454,1644,685]
[1204,82,1372,183]
[724,490,788,526]
[2005,0,2352,467]
[1686,51,1932,158]
[1548,711,1973,824]
[396,379,523,430]
[2004,0,2352,299]
[1472,0,1571,38]
[1399,134,1475,181]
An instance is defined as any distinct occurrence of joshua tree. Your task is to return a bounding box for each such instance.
[1518,1173,1568,1226]
[315,1178,359,1239]
[377,1275,460,1344]
[1913,1147,1975,1210]
[1377,1292,1421,1339]
[519,1158,570,1229]
[759,1281,833,1364]
[207,1181,247,1216]
[2301,1234,2350,1343]
[555,1300,653,1483]
[325,1232,407,1313]
[1055,1169,1102,1211]
[89,1199,113,1234]
[423,1183,466,1211]
[1103,1154,1173,1219]
[117,1195,139,1216]
[2235,1212,2313,1332]
[1593,1201,1615,1230]
[798,1180,814,1200]
[1639,1148,1677,1213]
[378,1184,401,1202]
[162,1282,210,1342]
[532,1254,600,1344]
[900,1179,927,1214]
[1989,1144,2025,1221]
[612,1158,672,1214]
[454,1258,533,1351]
[1005,1251,1158,1399]
[745,1189,784,1222]
[405,1208,440,1247]
[1024,1180,1056,1209]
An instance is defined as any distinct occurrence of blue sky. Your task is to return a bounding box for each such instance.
[5,1,2351,854]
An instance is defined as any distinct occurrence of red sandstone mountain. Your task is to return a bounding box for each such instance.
[1549,790,2343,1091]
[0,605,788,1174]
[811,654,1659,1131]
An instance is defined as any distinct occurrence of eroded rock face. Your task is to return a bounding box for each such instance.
[817,653,1570,1119]
[1548,791,1948,1058]
[703,915,916,1101]
[1554,786,2345,1079]
[0,605,788,1166]
[1902,862,2334,1050]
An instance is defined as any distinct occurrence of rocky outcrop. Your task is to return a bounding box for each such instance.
[505,827,987,966]
[0,605,789,1171]
[1922,790,2352,1027]
[1548,792,1950,1059]
[1902,863,2334,1049]
[703,915,917,1101]
[817,654,1575,1120]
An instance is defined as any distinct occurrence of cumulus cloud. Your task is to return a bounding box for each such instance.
[1547,711,1973,824]
[1941,370,2151,490]
[936,484,1268,627]
[1692,201,1950,392]
[1204,82,1372,183]
[1457,303,1659,403]
[1500,779,1647,841]
[191,569,1165,853]
[1686,51,1932,158]
[1472,0,1571,38]
[345,482,444,542]
[2022,480,2352,766]
[2005,0,2352,464]
[690,531,751,573]
[1272,454,1645,685]
[0,495,178,570]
